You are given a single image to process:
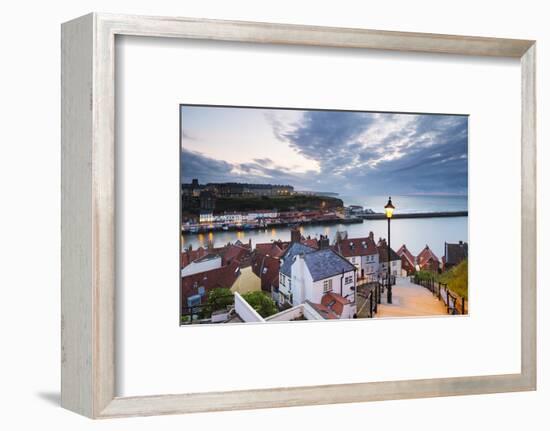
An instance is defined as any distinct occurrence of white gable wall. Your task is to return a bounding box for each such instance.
[290,255,309,306]
[309,270,356,304]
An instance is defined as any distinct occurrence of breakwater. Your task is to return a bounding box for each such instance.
[360,211,468,220]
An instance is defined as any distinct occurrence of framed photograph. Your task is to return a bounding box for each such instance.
[179,105,470,323]
[61,13,536,418]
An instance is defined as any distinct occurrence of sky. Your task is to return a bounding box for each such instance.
[180,105,468,197]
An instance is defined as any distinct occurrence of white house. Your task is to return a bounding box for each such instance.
[279,242,357,319]
[278,242,313,305]
[333,232,379,282]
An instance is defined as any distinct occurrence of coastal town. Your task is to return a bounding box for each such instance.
[181,179,467,234]
[180,179,468,324]
[181,178,362,234]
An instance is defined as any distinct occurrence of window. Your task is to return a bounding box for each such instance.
[345,275,353,284]
[280,274,285,287]
[323,279,333,293]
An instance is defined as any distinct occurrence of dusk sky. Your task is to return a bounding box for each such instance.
[180,106,468,197]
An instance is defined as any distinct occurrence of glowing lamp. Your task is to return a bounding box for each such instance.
[384,197,395,219]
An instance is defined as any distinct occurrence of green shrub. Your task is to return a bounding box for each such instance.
[201,287,234,318]
[242,291,278,318]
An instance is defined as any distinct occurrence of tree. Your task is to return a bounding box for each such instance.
[242,291,278,318]
[204,287,234,317]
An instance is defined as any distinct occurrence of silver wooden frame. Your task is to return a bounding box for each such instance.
[61,12,537,419]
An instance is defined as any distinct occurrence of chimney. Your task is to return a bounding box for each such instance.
[369,231,374,240]
[249,238,252,248]
[318,235,330,249]
[290,226,301,243]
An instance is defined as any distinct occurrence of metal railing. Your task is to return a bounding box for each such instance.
[412,275,467,315]
[356,280,390,318]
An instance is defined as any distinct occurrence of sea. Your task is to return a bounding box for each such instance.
[181,195,468,258]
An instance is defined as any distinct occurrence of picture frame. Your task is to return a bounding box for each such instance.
[61,12,536,419]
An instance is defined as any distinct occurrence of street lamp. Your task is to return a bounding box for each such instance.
[384,197,395,304]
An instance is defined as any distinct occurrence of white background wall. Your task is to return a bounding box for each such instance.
[0,0,548,429]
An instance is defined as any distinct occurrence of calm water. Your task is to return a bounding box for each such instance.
[340,194,468,213]
[182,217,467,258]
[181,195,468,257]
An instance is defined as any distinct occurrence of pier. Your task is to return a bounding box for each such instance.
[182,211,468,234]
[360,211,468,220]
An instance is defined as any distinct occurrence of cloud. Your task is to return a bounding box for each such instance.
[181,108,468,196]
[181,148,316,188]
[275,111,468,195]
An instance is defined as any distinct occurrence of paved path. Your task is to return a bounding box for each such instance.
[375,277,448,318]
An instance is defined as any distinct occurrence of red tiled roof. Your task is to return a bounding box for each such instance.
[334,236,378,257]
[321,292,350,316]
[183,243,252,269]
[417,245,440,266]
[301,238,319,249]
[252,253,280,291]
[396,244,415,267]
[221,244,251,265]
[180,247,208,267]
[181,260,240,303]
[255,242,284,258]
[307,301,339,319]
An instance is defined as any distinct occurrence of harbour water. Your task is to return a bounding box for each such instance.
[182,216,466,259]
[181,195,468,257]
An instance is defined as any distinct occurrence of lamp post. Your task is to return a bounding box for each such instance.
[384,197,395,304]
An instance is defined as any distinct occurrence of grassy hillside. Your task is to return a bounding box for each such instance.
[415,260,468,299]
[439,260,468,299]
